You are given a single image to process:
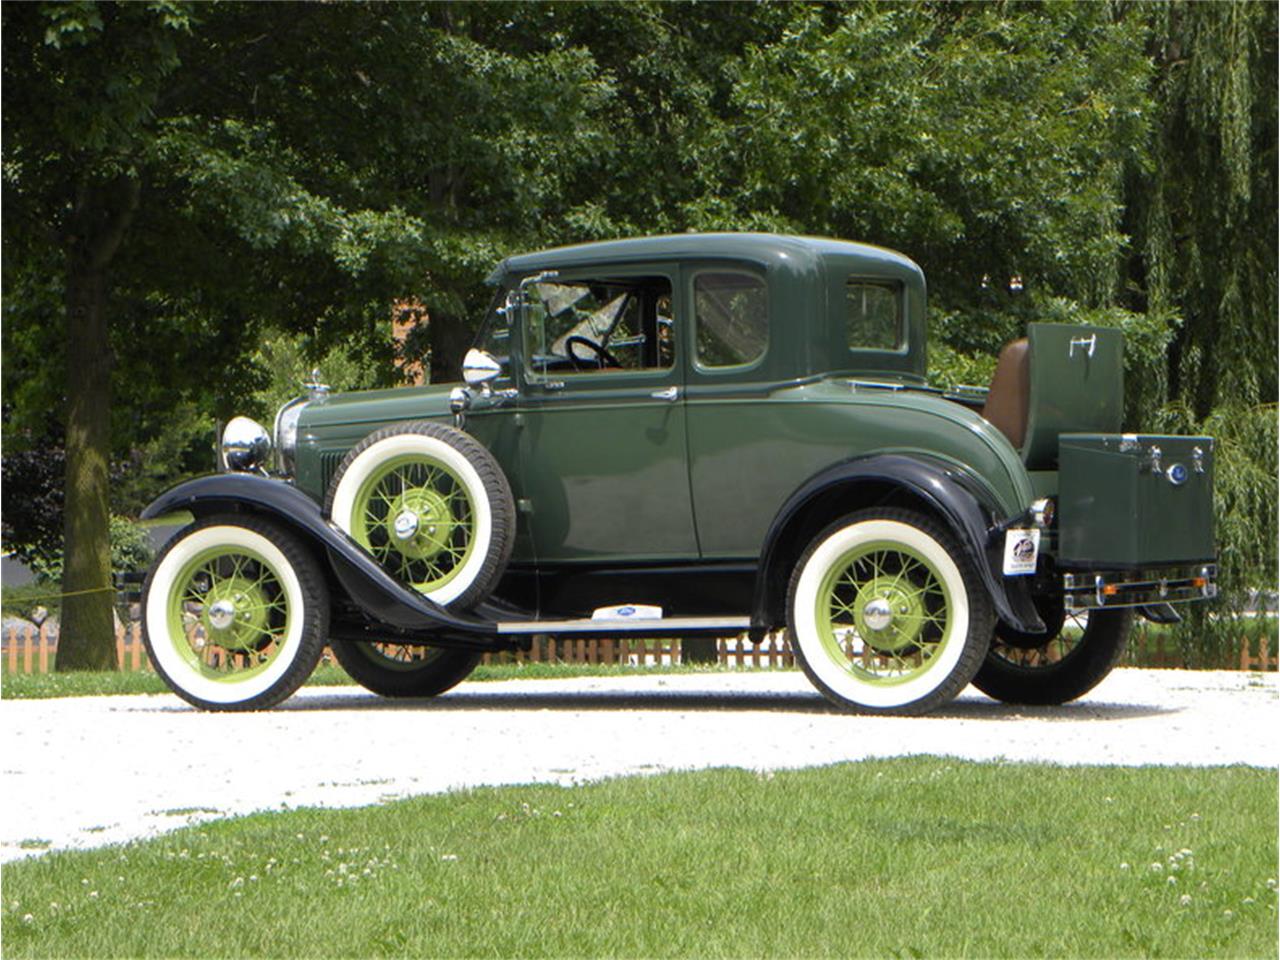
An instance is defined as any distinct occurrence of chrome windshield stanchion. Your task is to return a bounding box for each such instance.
[449,386,472,429]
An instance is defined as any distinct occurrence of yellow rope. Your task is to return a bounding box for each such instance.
[6,585,118,603]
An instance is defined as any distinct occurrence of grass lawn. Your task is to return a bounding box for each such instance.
[3,759,1275,958]
[0,661,732,699]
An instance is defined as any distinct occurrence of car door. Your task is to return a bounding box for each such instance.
[682,262,779,558]
[514,264,698,563]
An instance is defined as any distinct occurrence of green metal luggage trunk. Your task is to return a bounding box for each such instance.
[1057,433,1215,569]
[1022,324,1124,469]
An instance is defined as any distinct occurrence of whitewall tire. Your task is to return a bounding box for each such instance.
[325,420,515,609]
[787,509,994,715]
[142,516,329,711]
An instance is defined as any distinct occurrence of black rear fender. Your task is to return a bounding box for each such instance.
[141,474,495,637]
[751,454,1044,636]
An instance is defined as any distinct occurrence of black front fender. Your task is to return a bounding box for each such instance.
[751,454,1044,635]
[142,474,496,636]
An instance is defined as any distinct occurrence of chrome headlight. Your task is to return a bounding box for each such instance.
[221,417,272,472]
[273,397,309,474]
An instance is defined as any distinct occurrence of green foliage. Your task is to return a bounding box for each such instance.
[729,4,1151,312]
[925,312,999,392]
[246,330,388,425]
[0,660,728,696]
[18,515,154,588]
[109,404,216,518]
[108,514,154,577]
[1152,401,1280,665]
[0,663,354,695]
[0,442,68,575]
[1115,2,1280,655]
[1132,1,1278,415]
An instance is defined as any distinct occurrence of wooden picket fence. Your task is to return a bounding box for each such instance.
[472,632,796,670]
[1,621,1274,676]
[0,623,798,675]
[1121,628,1277,671]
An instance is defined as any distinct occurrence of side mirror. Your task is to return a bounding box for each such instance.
[462,348,502,394]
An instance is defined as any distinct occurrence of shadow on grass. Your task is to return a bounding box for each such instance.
[133,686,1179,721]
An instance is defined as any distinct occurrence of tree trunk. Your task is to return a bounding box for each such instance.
[428,307,475,385]
[56,178,138,672]
[57,265,116,670]
[681,637,719,665]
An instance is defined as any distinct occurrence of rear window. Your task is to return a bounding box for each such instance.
[694,271,768,368]
[847,281,902,352]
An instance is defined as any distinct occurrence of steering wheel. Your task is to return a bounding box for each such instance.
[565,335,621,370]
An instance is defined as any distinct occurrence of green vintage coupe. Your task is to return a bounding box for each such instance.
[140,234,1217,714]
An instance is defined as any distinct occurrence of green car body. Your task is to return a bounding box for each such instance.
[141,233,1217,713]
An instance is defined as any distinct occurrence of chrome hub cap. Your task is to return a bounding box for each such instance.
[393,510,420,542]
[862,597,894,632]
[208,599,237,631]
[851,573,930,654]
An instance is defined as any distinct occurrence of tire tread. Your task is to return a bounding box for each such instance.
[328,641,480,698]
[973,608,1132,705]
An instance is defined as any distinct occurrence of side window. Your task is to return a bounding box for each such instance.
[694,272,768,368]
[524,276,674,376]
[847,281,902,351]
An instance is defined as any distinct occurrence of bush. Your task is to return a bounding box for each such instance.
[1150,402,1280,667]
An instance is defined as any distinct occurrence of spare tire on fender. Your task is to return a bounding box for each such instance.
[325,420,515,609]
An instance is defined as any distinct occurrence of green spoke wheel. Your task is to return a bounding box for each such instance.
[974,605,1132,705]
[818,542,953,686]
[327,421,515,609]
[142,516,329,711]
[349,455,477,594]
[328,639,480,698]
[169,548,288,676]
[788,509,993,714]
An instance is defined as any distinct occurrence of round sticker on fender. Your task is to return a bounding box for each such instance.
[1002,528,1041,576]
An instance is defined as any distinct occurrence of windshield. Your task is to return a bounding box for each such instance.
[471,286,517,387]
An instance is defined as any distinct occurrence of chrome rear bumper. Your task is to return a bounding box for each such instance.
[1064,564,1218,612]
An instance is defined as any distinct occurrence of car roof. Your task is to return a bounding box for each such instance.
[487,233,921,284]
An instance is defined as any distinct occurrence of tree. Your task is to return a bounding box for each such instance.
[725,4,1154,341]
[1126,1,1279,663]
[2,1,616,668]
[3,2,190,668]
[1129,1,1278,414]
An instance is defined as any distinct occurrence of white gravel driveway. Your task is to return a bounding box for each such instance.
[2,668,1275,862]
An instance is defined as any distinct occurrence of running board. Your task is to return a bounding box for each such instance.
[496,616,750,636]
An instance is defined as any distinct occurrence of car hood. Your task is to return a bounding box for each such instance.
[298,382,457,431]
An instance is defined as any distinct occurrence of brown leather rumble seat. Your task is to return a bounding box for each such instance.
[982,338,1030,450]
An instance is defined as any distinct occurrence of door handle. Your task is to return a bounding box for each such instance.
[1069,334,1097,359]
[650,386,679,402]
